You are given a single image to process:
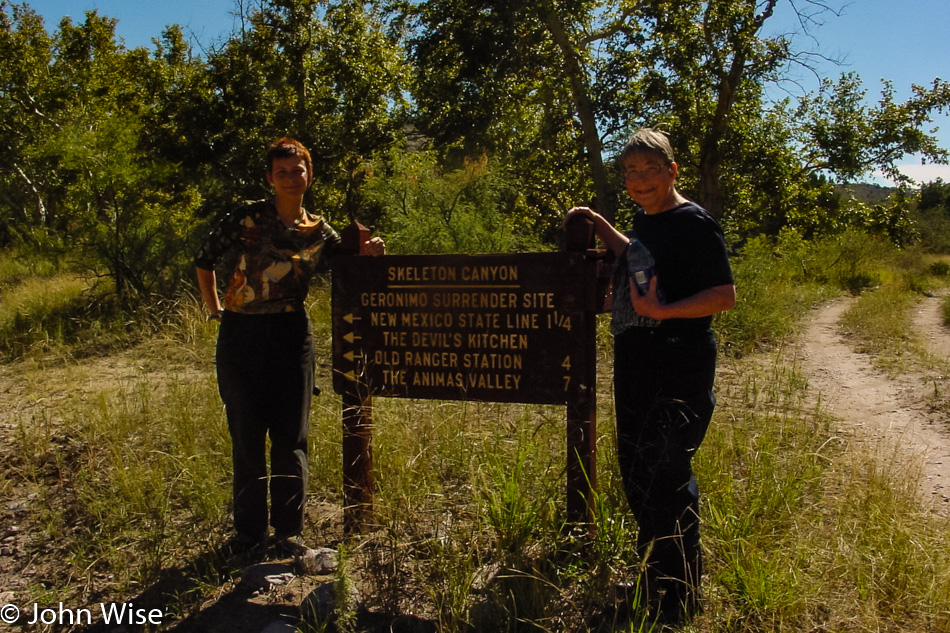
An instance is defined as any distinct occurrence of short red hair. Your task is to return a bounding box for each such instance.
[266,137,313,183]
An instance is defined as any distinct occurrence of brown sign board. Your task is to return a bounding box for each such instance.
[331,252,597,405]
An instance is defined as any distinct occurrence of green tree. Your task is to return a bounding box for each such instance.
[43,12,202,297]
[188,0,408,223]
[407,0,633,227]
[0,6,202,298]
[794,74,950,185]
[721,73,950,243]
[54,116,201,298]
[915,179,950,252]
[362,146,543,253]
[919,179,950,215]
[138,25,219,193]
[0,1,58,236]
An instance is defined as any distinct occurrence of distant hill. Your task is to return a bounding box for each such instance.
[836,183,897,205]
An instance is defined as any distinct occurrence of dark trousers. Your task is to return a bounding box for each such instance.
[613,327,717,609]
[216,310,314,540]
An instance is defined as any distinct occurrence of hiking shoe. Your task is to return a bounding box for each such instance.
[222,532,266,558]
[273,534,310,558]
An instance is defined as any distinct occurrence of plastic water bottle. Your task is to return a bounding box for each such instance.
[626,239,655,296]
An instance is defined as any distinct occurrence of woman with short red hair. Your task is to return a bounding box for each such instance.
[195,137,382,556]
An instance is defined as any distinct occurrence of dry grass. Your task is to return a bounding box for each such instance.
[2,255,950,632]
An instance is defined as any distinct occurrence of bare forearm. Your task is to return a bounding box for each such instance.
[564,207,629,257]
[195,267,221,314]
[591,214,630,256]
[632,282,736,320]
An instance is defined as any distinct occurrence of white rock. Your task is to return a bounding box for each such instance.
[295,547,339,576]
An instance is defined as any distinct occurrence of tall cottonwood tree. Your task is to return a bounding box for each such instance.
[638,0,790,220]
[407,0,827,225]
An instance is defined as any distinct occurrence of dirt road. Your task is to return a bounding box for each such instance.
[798,296,950,514]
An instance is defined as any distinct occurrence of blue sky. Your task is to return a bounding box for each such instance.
[22,0,950,185]
[26,0,239,50]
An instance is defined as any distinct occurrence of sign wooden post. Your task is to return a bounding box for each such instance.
[332,219,609,532]
[339,222,374,533]
[563,215,598,528]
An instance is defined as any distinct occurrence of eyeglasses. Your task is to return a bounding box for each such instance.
[623,165,667,181]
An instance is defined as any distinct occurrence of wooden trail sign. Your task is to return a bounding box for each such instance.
[331,218,610,532]
[333,252,594,404]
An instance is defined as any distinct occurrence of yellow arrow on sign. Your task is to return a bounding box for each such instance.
[344,351,363,362]
[343,370,358,382]
[343,332,361,344]
[343,313,361,324]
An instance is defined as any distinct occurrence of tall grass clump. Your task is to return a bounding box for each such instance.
[0,272,100,356]
[46,373,231,592]
[0,247,221,360]
[827,450,950,628]
[333,392,642,631]
[891,245,950,296]
[0,248,110,356]
[0,247,60,283]
[353,399,569,621]
[703,352,950,630]
[716,228,835,354]
[840,284,921,372]
[471,437,565,630]
[701,356,830,626]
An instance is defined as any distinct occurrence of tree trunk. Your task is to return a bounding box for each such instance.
[696,0,778,220]
[541,6,614,223]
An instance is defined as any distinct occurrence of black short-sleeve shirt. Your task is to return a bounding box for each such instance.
[611,201,733,335]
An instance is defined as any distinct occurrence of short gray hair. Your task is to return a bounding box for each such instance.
[619,128,675,165]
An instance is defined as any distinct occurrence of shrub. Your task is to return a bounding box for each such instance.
[362,148,543,255]
[715,228,834,355]
[929,261,950,277]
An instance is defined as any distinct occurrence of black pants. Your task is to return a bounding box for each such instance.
[613,326,717,609]
[216,310,314,540]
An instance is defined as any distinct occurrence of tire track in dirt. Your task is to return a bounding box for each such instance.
[799,298,950,514]
[914,294,950,361]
